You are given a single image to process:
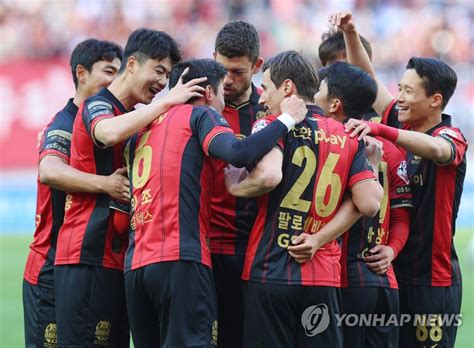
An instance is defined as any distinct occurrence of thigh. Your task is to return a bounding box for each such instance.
[297,286,343,348]
[55,265,129,348]
[243,281,297,348]
[340,287,377,348]
[211,254,245,348]
[144,261,217,348]
[124,268,159,348]
[366,288,399,348]
[399,283,462,348]
[23,279,57,348]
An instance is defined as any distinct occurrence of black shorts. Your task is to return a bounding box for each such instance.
[398,282,462,348]
[124,261,218,348]
[341,286,399,348]
[23,278,57,348]
[243,281,343,348]
[54,264,129,348]
[211,253,245,348]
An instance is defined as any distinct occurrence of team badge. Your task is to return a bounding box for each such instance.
[397,160,410,185]
[94,320,111,345]
[44,323,57,347]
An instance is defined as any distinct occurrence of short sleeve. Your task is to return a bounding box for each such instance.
[381,99,401,129]
[39,114,73,163]
[82,97,116,147]
[192,107,234,155]
[384,142,413,208]
[433,127,468,167]
[347,140,377,188]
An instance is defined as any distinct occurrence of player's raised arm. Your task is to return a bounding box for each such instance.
[93,69,207,148]
[329,11,394,117]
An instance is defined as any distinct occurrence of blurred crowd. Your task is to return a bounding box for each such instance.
[0,0,473,141]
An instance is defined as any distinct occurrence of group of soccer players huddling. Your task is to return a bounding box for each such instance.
[23,9,467,348]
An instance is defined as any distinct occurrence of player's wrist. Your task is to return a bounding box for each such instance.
[277,113,296,131]
[371,123,399,143]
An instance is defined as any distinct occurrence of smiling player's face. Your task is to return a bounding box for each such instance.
[133,56,173,105]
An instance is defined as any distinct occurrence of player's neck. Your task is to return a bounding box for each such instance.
[108,75,137,110]
[409,112,443,133]
[230,86,253,106]
[72,88,89,108]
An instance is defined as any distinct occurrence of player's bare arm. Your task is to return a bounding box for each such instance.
[94,68,207,148]
[350,176,383,217]
[329,10,393,116]
[345,118,453,163]
[39,155,130,202]
[225,148,283,197]
[287,195,362,264]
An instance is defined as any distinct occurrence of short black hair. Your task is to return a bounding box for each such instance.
[70,38,123,88]
[215,20,260,63]
[262,50,319,102]
[406,57,457,110]
[318,30,372,67]
[168,59,227,104]
[120,28,181,72]
[320,62,377,119]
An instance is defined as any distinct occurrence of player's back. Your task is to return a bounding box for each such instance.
[124,104,228,272]
[243,105,373,286]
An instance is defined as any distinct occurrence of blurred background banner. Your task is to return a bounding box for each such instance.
[1,0,472,234]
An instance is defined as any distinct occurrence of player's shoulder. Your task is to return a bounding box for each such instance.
[433,125,466,143]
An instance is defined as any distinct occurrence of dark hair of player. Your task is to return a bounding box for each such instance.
[215,20,260,64]
[70,38,123,88]
[168,59,227,103]
[318,30,372,67]
[119,28,182,73]
[406,57,457,110]
[319,62,377,119]
[262,50,319,102]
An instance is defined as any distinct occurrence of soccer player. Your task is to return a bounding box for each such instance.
[211,20,265,347]
[225,50,383,348]
[316,62,413,348]
[333,11,468,347]
[123,58,307,347]
[54,29,207,347]
[22,38,125,348]
[317,28,384,124]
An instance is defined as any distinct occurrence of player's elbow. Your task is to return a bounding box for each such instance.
[258,168,282,191]
[39,165,58,186]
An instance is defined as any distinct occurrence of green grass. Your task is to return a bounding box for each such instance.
[1,231,473,346]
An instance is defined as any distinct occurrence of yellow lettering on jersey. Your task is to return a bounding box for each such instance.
[313,129,346,148]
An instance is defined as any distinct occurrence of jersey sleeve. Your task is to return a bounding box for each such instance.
[251,115,284,150]
[82,97,116,148]
[191,107,234,155]
[39,114,73,163]
[381,99,401,129]
[347,140,377,188]
[433,126,468,167]
[384,142,413,209]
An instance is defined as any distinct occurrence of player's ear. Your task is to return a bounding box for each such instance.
[430,93,443,109]
[253,57,264,74]
[126,55,138,73]
[329,97,342,114]
[212,52,217,60]
[282,79,295,97]
[204,85,213,103]
[76,65,87,85]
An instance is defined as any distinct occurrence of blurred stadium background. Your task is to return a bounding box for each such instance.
[0,0,472,346]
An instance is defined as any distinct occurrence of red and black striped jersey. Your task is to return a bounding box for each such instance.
[24,99,77,287]
[243,105,376,286]
[210,84,267,255]
[381,101,468,286]
[55,88,129,270]
[124,104,234,272]
[341,137,413,289]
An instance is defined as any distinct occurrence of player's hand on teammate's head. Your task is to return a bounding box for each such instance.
[364,136,384,168]
[280,95,307,124]
[164,67,207,106]
[344,118,373,140]
[328,10,356,33]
